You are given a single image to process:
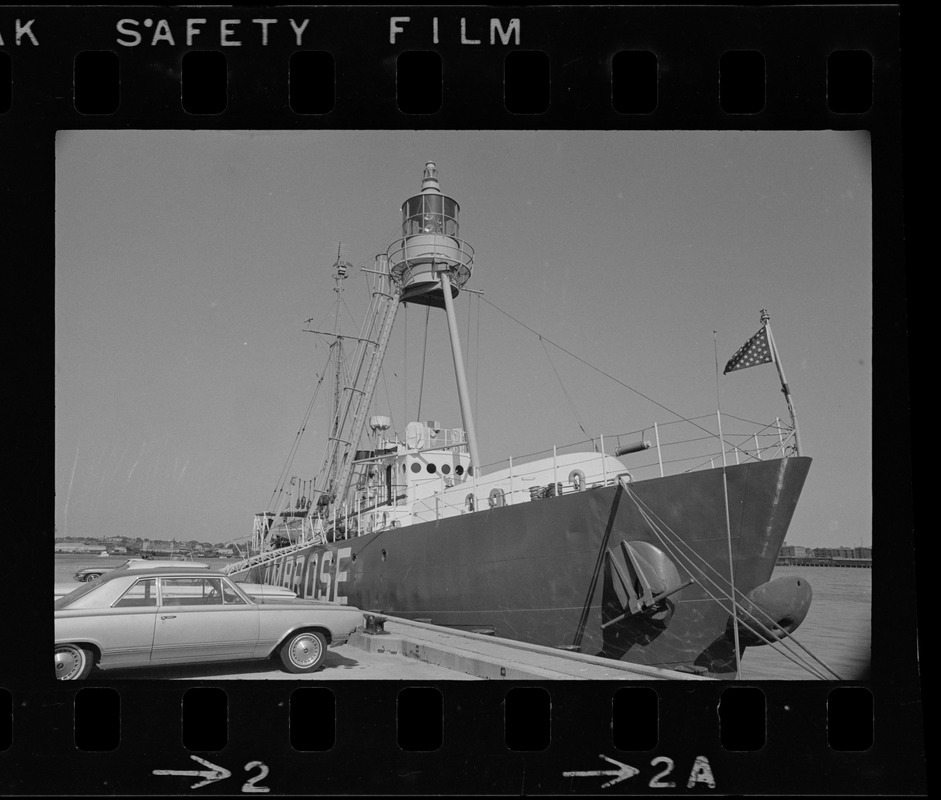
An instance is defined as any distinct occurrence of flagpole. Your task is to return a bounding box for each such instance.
[714,331,743,680]
[761,310,802,456]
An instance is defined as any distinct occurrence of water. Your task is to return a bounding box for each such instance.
[55,558,871,681]
[739,566,872,680]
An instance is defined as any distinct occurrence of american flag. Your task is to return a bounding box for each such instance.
[724,326,774,374]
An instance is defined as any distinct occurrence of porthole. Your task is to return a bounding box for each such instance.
[426,463,437,474]
[410,462,421,473]
[455,465,465,476]
[381,549,388,562]
[441,464,451,474]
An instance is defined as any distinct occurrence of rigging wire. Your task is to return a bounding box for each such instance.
[624,485,842,679]
[475,292,480,421]
[379,366,397,434]
[465,290,472,397]
[633,509,830,678]
[339,295,361,335]
[540,336,593,440]
[481,296,719,439]
[403,304,408,428]
[266,360,328,513]
[314,341,340,492]
[464,291,481,424]
[416,305,431,421]
[264,250,397,537]
[714,329,743,679]
[465,291,471,360]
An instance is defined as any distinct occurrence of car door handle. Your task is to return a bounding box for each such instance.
[160,615,177,620]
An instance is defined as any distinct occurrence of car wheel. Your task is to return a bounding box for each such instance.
[84,573,102,582]
[55,644,94,681]
[279,631,327,674]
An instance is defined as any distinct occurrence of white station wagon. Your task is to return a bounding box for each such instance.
[54,566,365,680]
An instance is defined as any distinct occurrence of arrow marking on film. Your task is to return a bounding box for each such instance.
[153,755,232,789]
[563,754,639,789]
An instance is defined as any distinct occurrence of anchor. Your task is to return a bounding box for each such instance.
[600,541,694,629]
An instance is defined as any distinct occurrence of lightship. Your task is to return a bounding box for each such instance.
[225,163,814,677]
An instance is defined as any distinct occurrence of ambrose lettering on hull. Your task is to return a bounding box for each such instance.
[264,547,350,605]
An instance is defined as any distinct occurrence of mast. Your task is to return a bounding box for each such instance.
[761,309,803,456]
[330,255,400,507]
[439,269,481,470]
[308,162,479,526]
[308,254,401,515]
[327,252,351,499]
[387,162,481,473]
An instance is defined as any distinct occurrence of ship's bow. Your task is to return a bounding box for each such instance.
[594,455,812,676]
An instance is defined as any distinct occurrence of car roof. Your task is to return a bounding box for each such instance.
[55,568,250,611]
[76,559,209,571]
[98,566,231,582]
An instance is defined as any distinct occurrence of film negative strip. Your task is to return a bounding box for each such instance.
[2,4,921,796]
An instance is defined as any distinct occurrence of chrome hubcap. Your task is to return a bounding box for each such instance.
[290,635,321,667]
[55,646,83,680]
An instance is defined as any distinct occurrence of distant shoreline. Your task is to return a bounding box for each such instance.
[775,557,872,568]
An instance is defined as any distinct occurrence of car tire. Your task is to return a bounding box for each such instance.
[279,631,327,674]
[84,573,102,582]
[55,644,94,681]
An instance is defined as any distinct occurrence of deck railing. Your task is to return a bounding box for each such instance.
[246,412,798,551]
[480,413,797,484]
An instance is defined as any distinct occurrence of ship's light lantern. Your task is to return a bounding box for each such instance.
[421,161,439,190]
[388,161,474,308]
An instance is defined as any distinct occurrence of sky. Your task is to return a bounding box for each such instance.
[55,130,872,548]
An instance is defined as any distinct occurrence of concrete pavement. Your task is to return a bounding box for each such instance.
[96,615,711,681]
[349,616,713,680]
[95,639,479,681]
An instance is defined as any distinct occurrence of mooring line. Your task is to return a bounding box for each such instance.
[571,483,625,651]
[630,495,838,679]
[626,488,842,679]
[634,495,843,679]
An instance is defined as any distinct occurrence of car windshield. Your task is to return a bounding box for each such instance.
[54,579,105,609]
